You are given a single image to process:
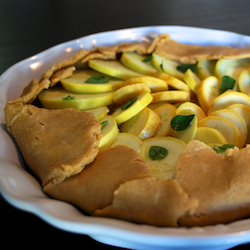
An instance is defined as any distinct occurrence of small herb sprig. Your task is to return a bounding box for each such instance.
[149,146,168,160]
[120,97,137,110]
[170,114,195,131]
[85,75,110,83]
[176,64,198,73]
[62,95,75,100]
[220,75,236,93]
[212,144,236,153]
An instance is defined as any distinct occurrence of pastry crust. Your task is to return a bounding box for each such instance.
[94,177,198,227]
[9,105,102,186]
[44,145,150,213]
[175,140,250,226]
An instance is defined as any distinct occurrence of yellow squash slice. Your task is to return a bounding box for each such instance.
[172,109,198,143]
[183,69,201,94]
[110,132,142,154]
[120,52,157,75]
[122,75,168,92]
[112,92,153,124]
[38,87,114,110]
[208,90,250,114]
[154,72,190,92]
[60,69,123,94]
[198,116,241,147]
[151,90,190,103]
[113,83,151,105]
[84,106,109,120]
[151,52,184,80]
[196,59,216,80]
[194,127,228,145]
[176,101,206,122]
[120,107,160,140]
[154,103,176,137]
[88,59,141,80]
[141,137,186,180]
[210,108,247,148]
[238,68,250,95]
[99,116,119,150]
[214,58,250,81]
[196,76,221,114]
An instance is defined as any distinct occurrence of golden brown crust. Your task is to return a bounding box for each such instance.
[156,39,250,64]
[175,140,250,226]
[9,105,102,186]
[94,177,198,227]
[44,145,150,214]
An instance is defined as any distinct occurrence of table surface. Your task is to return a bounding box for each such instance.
[1,0,250,249]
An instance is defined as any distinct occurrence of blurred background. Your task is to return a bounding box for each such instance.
[1,0,250,75]
[1,0,250,249]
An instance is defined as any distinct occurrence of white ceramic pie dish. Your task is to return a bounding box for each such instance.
[1,26,250,250]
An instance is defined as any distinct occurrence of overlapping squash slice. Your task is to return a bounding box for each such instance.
[172,109,198,143]
[198,116,241,147]
[154,103,176,137]
[38,86,114,110]
[99,116,119,149]
[141,137,186,180]
[60,69,123,94]
[183,69,201,94]
[88,59,142,80]
[122,75,168,92]
[120,107,160,140]
[113,83,151,105]
[151,52,184,80]
[110,132,142,154]
[120,52,157,75]
[112,92,153,124]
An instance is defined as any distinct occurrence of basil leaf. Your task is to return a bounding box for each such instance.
[177,64,197,73]
[85,75,110,83]
[220,75,235,93]
[62,95,75,100]
[160,61,165,73]
[149,146,168,160]
[212,144,236,153]
[170,114,195,131]
[142,55,153,62]
[100,120,108,130]
[120,97,137,110]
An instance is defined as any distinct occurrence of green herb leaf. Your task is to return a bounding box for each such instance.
[100,120,108,130]
[62,95,75,100]
[85,75,110,83]
[142,55,153,62]
[212,144,236,153]
[149,146,168,160]
[160,61,165,73]
[176,64,198,73]
[120,97,137,110]
[220,75,235,93]
[170,114,195,131]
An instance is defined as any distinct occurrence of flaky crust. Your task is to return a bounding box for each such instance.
[44,145,151,213]
[9,105,102,186]
[175,141,250,226]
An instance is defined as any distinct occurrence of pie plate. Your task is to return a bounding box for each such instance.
[1,26,250,250]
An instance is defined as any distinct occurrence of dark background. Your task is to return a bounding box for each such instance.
[1,0,250,249]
